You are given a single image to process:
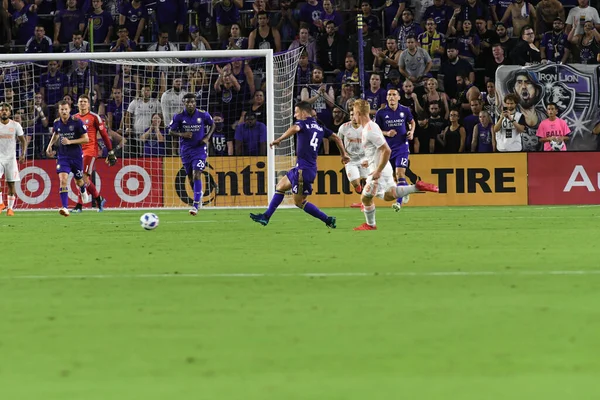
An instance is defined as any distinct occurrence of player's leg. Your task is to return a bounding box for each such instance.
[5,159,20,216]
[249,169,293,225]
[354,176,379,230]
[57,171,71,216]
[189,157,206,216]
[345,163,363,194]
[383,177,440,202]
[72,159,90,204]
[404,160,420,184]
[0,162,5,213]
[6,181,16,216]
[293,170,336,228]
[393,152,410,211]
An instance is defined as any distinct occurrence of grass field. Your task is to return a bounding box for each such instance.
[2,205,600,400]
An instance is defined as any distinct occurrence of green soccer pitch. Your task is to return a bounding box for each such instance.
[1,206,600,400]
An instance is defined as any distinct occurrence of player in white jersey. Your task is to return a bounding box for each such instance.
[0,103,27,216]
[352,100,439,231]
[338,110,368,195]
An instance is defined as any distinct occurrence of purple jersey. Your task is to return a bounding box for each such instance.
[169,109,214,159]
[53,116,87,159]
[54,9,85,44]
[422,4,454,34]
[299,2,325,34]
[119,2,148,40]
[12,3,39,45]
[214,1,239,25]
[88,10,113,43]
[295,117,332,170]
[40,72,69,106]
[106,100,123,130]
[364,88,387,111]
[234,122,267,156]
[375,105,413,154]
[69,68,98,102]
[540,32,570,62]
[154,0,186,25]
[476,123,494,152]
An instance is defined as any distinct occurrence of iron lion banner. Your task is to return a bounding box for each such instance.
[496,64,599,151]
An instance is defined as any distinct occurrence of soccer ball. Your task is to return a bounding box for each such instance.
[550,140,563,151]
[140,213,159,230]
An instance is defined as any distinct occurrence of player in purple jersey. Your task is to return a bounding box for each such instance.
[46,100,90,217]
[169,93,215,216]
[375,88,415,211]
[250,101,349,228]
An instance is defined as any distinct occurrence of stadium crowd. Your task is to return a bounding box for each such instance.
[1,0,599,158]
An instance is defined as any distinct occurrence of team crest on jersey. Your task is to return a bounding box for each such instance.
[400,112,405,118]
[69,125,74,131]
[197,118,201,123]
[56,164,61,170]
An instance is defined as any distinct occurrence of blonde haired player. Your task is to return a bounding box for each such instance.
[338,109,368,196]
[352,99,439,231]
[0,102,27,216]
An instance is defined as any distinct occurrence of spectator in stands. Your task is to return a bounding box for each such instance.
[474,16,498,65]
[140,65,166,99]
[301,66,335,127]
[463,98,483,150]
[209,112,233,156]
[107,87,124,134]
[331,106,347,133]
[501,0,537,38]
[456,0,491,31]
[485,43,510,83]
[452,73,480,118]
[348,22,382,73]
[124,86,161,156]
[249,0,268,28]
[298,0,325,36]
[373,36,400,83]
[428,103,448,154]
[438,109,466,153]
[57,0,91,13]
[140,113,167,156]
[31,92,50,158]
[54,0,85,47]
[36,0,56,15]
[229,58,255,101]
[226,23,248,50]
[25,24,53,55]
[39,61,69,118]
[481,80,498,123]
[317,21,347,77]
[540,18,571,64]
[422,0,453,35]
[270,0,298,41]
[147,28,179,51]
[422,77,449,119]
[364,73,387,118]
[567,17,600,63]
[289,25,317,63]
[11,0,38,45]
[86,0,114,45]
[240,89,265,125]
[113,64,139,109]
[439,43,475,99]
[510,25,541,65]
[62,93,78,115]
[398,35,433,92]
[399,79,425,117]
[69,60,99,103]
[214,65,243,130]
[234,112,267,156]
[491,0,511,25]
[119,0,147,44]
[493,93,525,152]
[566,0,600,35]
[110,25,136,52]
[471,109,495,152]
[536,0,566,37]
[447,19,480,66]
[214,0,242,44]
[495,22,516,54]
[320,0,344,36]
[248,11,281,90]
[394,8,423,51]
[65,30,90,54]
[0,6,11,54]
[187,66,209,106]
[336,83,357,112]
[154,0,187,41]
[360,1,381,34]
[160,77,187,132]
[418,18,446,72]
[386,68,402,90]
[296,51,316,95]
[185,25,211,63]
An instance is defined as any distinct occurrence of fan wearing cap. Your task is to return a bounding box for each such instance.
[540,18,571,64]
[234,111,266,156]
[185,25,212,63]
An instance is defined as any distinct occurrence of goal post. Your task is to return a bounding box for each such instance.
[0,48,303,210]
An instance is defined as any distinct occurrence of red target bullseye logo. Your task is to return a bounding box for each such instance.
[16,166,51,204]
[114,165,151,203]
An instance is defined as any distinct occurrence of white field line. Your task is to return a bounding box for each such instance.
[1,270,600,280]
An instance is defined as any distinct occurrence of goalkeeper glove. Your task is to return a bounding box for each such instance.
[106,150,118,166]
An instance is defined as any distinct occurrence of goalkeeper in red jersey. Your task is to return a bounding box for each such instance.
[72,94,118,212]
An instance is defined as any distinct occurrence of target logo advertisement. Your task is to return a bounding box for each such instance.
[14,160,163,208]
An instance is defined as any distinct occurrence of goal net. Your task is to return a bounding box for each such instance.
[0,48,302,210]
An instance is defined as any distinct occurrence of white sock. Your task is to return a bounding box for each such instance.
[364,204,376,226]
[0,191,3,204]
[395,185,417,199]
[8,195,15,209]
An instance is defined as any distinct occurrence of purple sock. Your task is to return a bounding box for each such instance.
[302,201,328,223]
[264,192,284,218]
[193,179,203,208]
[59,187,69,208]
[396,178,407,204]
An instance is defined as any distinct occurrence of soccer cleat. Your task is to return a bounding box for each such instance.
[7,209,14,216]
[59,207,70,217]
[325,216,336,229]
[392,202,402,212]
[81,190,91,204]
[403,194,410,204]
[0,203,5,214]
[72,203,83,213]
[97,196,106,212]
[350,202,363,208]
[416,180,439,193]
[189,208,198,216]
[249,212,269,226]
[353,222,377,231]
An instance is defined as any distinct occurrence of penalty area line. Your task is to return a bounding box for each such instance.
[1,270,600,280]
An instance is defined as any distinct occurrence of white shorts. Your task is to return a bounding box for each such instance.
[363,172,395,199]
[0,158,20,182]
[345,160,369,182]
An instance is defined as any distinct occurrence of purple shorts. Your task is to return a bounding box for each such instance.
[389,151,409,169]
[56,157,84,179]
[287,166,317,195]
[182,155,207,176]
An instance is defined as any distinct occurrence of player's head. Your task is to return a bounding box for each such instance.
[57,100,71,120]
[386,88,400,107]
[546,102,559,118]
[0,102,11,121]
[352,99,370,119]
[77,94,90,113]
[294,101,313,120]
[183,93,197,114]
[503,93,519,112]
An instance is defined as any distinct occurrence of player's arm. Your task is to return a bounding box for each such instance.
[374,141,391,176]
[201,118,216,145]
[46,129,59,156]
[271,124,300,147]
[17,132,27,163]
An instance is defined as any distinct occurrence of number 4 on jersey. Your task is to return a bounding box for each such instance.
[310,132,319,151]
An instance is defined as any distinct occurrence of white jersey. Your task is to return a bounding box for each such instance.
[160,88,188,130]
[337,121,364,162]
[0,119,24,160]
[127,98,160,136]
[362,121,393,175]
